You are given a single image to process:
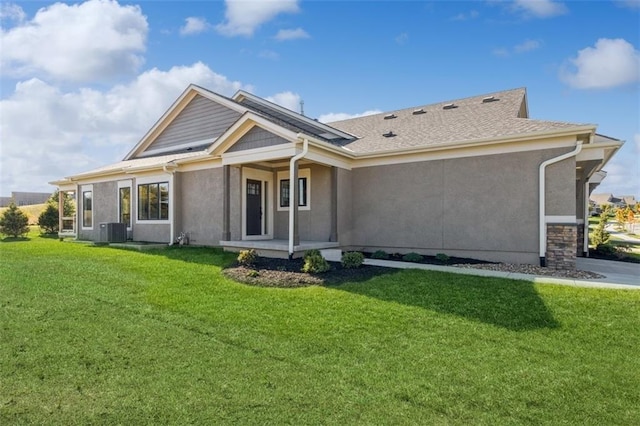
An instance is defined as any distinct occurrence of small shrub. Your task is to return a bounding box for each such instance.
[302,254,330,274]
[237,249,257,266]
[38,204,59,234]
[371,250,389,260]
[246,270,260,278]
[342,251,364,269]
[614,244,632,259]
[304,249,322,260]
[0,202,29,238]
[593,244,616,257]
[435,253,450,263]
[402,252,424,263]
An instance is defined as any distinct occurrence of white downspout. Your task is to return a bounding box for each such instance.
[538,142,583,266]
[289,136,309,258]
[163,164,176,245]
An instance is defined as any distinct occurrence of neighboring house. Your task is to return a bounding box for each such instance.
[590,193,636,209]
[0,191,51,207]
[51,85,622,270]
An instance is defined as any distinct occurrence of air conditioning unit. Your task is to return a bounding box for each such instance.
[99,222,127,243]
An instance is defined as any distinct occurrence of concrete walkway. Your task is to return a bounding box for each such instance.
[364,258,639,290]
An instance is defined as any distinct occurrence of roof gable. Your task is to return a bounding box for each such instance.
[124,84,248,160]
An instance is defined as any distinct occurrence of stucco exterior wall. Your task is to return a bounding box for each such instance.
[337,168,353,246]
[77,181,117,241]
[349,147,576,264]
[273,164,333,241]
[178,168,224,246]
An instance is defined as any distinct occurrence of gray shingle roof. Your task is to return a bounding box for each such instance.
[327,88,593,154]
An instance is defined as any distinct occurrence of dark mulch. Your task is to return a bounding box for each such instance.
[223,257,397,288]
[363,252,492,265]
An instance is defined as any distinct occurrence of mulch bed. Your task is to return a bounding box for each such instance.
[222,257,395,288]
[223,252,605,288]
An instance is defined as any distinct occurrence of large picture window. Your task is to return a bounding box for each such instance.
[138,182,169,221]
[82,190,92,228]
[119,187,131,226]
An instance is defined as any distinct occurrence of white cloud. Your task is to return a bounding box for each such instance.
[0,62,250,193]
[451,10,479,21]
[318,110,382,124]
[614,0,640,9]
[511,0,568,18]
[395,32,409,45]
[216,0,299,37]
[514,39,542,53]
[266,91,301,112]
[259,50,280,60]
[180,17,210,35]
[274,27,309,41]
[560,38,640,89]
[0,0,148,83]
[493,39,542,57]
[0,2,25,22]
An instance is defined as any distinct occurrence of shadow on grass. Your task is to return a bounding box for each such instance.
[340,270,560,331]
[1,236,31,242]
[103,245,236,268]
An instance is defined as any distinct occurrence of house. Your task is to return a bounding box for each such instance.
[590,193,636,209]
[51,85,622,270]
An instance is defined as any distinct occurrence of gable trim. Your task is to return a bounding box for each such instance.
[124,85,248,161]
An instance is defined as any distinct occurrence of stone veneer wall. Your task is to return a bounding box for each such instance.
[576,222,585,257]
[546,224,577,270]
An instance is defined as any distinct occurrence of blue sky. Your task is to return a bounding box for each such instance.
[1,0,639,197]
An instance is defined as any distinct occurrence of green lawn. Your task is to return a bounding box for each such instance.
[1,232,639,424]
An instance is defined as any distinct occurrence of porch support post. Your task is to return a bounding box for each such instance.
[292,162,300,247]
[58,190,64,237]
[222,165,231,241]
[330,166,338,242]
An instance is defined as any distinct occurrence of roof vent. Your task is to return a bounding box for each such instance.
[443,103,458,110]
[482,96,499,103]
[384,113,397,120]
[383,131,396,138]
[412,108,426,115]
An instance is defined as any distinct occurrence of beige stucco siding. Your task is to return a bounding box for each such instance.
[350,147,576,263]
[77,181,117,241]
[178,168,224,245]
[274,164,333,241]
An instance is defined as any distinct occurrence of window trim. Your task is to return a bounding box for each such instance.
[117,180,132,230]
[277,168,311,212]
[81,184,93,230]
[135,175,170,224]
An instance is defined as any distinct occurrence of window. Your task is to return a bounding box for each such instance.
[280,177,307,208]
[138,182,169,221]
[82,189,92,228]
[119,187,131,227]
[277,169,310,211]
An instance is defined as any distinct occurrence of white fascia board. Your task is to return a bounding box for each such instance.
[304,147,352,170]
[222,144,298,166]
[232,90,357,140]
[353,135,578,169]
[124,85,248,161]
[353,126,595,161]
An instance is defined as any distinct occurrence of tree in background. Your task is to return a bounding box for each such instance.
[615,207,627,231]
[0,202,30,238]
[590,212,610,248]
[37,190,76,234]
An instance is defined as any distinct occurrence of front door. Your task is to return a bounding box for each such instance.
[246,179,262,236]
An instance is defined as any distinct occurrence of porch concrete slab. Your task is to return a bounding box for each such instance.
[364,259,640,290]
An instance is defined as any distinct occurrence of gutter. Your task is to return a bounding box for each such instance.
[289,136,309,258]
[538,142,583,266]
